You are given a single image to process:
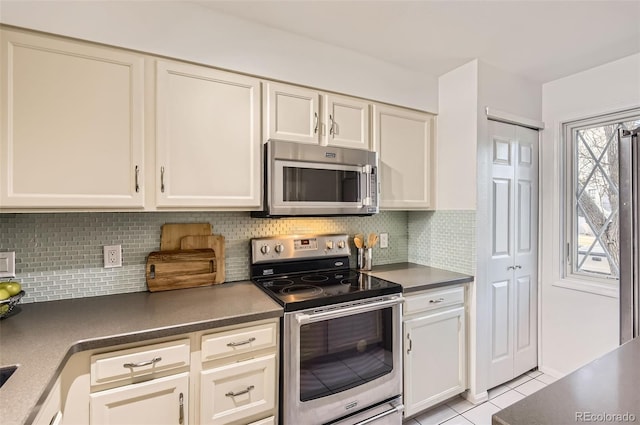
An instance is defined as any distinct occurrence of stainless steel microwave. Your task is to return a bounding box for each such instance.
[253,140,379,217]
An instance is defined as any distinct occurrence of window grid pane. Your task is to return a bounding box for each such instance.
[570,116,640,279]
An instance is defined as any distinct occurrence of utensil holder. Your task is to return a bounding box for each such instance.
[358,248,372,271]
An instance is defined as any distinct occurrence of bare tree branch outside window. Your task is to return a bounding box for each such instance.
[572,118,640,278]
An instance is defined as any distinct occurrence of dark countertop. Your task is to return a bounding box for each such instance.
[366,262,474,293]
[492,336,640,425]
[0,282,283,425]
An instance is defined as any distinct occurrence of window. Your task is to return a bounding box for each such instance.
[564,109,640,282]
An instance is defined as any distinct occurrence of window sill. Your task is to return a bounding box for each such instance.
[552,278,618,298]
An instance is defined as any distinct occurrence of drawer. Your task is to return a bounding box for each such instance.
[200,353,276,425]
[404,285,464,315]
[201,322,277,362]
[91,338,190,386]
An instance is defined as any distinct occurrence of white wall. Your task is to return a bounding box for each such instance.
[0,0,438,112]
[540,53,640,376]
[473,60,542,398]
[436,60,478,210]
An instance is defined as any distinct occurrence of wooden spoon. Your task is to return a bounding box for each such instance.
[354,234,364,249]
[368,233,378,248]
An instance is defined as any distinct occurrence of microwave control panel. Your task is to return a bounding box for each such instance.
[251,234,350,264]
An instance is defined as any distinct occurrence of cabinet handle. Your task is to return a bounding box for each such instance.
[429,298,445,304]
[135,165,140,193]
[178,392,184,425]
[329,114,335,136]
[314,112,319,134]
[226,337,256,347]
[160,166,165,193]
[407,335,412,354]
[123,356,162,369]
[225,385,255,397]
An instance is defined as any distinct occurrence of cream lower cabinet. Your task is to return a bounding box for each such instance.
[199,321,278,425]
[0,28,145,209]
[403,286,466,418]
[372,104,435,209]
[32,376,63,425]
[155,60,262,209]
[90,372,189,425]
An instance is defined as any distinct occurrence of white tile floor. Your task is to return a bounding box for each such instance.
[403,370,557,425]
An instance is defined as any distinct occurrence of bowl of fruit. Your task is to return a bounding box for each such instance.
[0,281,23,319]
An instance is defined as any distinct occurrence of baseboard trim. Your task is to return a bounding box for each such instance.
[463,389,489,404]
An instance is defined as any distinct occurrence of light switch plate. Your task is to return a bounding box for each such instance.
[0,252,16,279]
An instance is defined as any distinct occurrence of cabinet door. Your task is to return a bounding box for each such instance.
[372,104,434,209]
[0,29,145,208]
[404,307,465,417]
[200,354,276,425]
[32,376,62,425]
[90,372,189,425]
[323,94,370,149]
[156,60,261,208]
[264,82,320,144]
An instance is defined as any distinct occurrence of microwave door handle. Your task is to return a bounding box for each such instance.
[362,165,373,207]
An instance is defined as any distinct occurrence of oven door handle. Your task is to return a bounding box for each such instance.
[295,296,403,324]
[352,403,404,425]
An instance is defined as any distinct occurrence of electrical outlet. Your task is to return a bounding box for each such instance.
[103,245,122,268]
[380,233,389,249]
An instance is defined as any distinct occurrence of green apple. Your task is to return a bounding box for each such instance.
[0,304,8,314]
[1,282,21,296]
[0,288,10,301]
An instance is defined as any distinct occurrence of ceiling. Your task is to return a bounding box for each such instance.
[195,0,640,83]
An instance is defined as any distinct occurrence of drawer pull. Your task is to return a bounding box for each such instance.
[429,298,445,304]
[225,385,255,397]
[123,356,162,369]
[227,337,256,347]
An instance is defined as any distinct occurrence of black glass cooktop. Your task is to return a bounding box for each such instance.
[253,269,402,312]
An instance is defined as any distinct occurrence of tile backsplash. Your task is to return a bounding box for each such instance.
[408,210,476,275]
[0,211,408,303]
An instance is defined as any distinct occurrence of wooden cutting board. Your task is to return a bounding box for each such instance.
[160,223,212,251]
[146,249,217,292]
[180,235,225,284]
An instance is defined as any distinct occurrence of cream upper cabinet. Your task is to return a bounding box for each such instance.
[0,29,145,209]
[372,104,435,209]
[264,82,370,149]
[323,93,370,149]
[155,60,261,208]
[264,82,320,145]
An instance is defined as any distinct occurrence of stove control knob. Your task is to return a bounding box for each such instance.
[326,241,334,250]
[337,240,346,249]
[274,244,284,254]
[260,245,271,255]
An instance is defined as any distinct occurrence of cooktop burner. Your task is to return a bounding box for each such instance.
[250,234,402,311]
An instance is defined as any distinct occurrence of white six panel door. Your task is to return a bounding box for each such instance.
[487,120,538,389]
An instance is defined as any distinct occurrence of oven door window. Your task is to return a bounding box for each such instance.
[299,308,393,401]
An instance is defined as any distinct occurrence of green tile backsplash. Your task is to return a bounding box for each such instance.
[0,209,475,304]
[0,211,408,303]
[408,210,476,275]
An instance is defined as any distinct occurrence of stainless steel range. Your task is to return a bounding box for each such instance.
[251,234,404,425]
